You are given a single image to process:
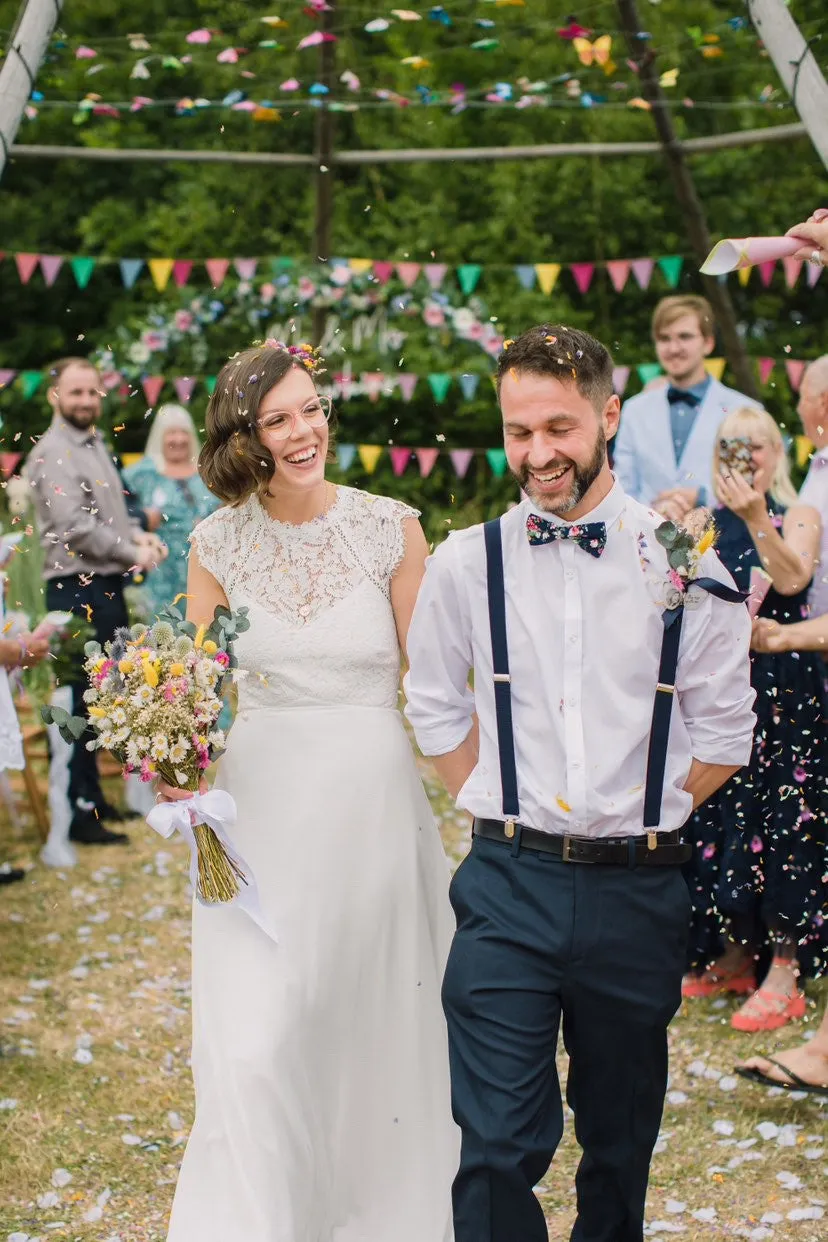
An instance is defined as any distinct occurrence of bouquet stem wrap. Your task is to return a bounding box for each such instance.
[147,788,277,943]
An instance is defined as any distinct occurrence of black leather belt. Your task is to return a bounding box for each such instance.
[473,818,691,867]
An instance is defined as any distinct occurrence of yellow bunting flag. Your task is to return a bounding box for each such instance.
[120,452,143,468]
[795,435,813,469]
[149,258,174,292]
[358,444,383,474]
[349,258,373,275]
[535,263,561,295]
[737,266,751,287]
[704,358,726,381]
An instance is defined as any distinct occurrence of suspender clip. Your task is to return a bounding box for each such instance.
[647,830,658,851]
[493,673,511,683]
[656,682,675,695]
[504,819,516,839]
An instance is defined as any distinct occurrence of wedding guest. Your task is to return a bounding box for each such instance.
[797,356,828,621]
[24,358,166,845]
[123,404,219,618]
[614,295,758,521]
[682,406,824,1032]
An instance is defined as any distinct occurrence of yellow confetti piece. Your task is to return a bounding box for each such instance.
[84,604,93,622]
[556,795,572,813]
[172,593,192,607]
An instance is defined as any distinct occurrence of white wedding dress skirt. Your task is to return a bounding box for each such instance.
[168,489,459,1242]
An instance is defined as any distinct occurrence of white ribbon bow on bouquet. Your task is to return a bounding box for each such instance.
[146,788,277,943]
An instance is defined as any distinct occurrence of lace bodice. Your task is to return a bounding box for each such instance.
[190,487,419,712]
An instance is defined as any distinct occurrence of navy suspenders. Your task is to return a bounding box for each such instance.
[483,517,746,834]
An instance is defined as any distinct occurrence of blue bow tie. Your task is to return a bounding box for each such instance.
[526,514,607,558]
[666,385,702,407]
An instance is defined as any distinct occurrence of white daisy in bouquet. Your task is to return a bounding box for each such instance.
[43,602,251,905]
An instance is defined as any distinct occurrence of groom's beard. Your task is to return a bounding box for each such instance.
[511,426,607,515]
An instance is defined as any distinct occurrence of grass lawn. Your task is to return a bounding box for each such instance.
[0,764,825,1242]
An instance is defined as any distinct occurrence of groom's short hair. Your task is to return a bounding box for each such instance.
[496,324,614,411]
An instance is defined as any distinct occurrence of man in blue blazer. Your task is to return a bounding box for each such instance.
[614,295,759,522]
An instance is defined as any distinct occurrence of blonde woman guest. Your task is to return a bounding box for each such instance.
[123,405,219,617]
[683,407,825,1032]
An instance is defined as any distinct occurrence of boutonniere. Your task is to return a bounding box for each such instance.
[654,512,717,609]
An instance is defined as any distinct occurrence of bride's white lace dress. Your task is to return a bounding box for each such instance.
[167,485,458,1242]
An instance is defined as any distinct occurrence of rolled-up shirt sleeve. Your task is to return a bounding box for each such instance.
[403,535,476,756]
[677,550,756,766]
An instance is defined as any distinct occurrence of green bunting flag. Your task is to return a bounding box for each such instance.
[457,264,482,295]
[486,448,508,477]
[636,363,663,386]
[427,373,452,403]
[71,256,96,289]
[205,376,217,395]
[657,256,684,288]
[20,370,43,400]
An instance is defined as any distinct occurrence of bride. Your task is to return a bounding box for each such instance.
[158,341,459,1240]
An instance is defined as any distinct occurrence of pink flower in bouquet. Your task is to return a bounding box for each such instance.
[140,757,155,783]
[667,568,686,594]
[423,304,446,328]
[174,309,195,332]
[214,651,230,668]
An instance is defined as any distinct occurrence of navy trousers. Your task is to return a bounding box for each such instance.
[443,832,690,1242]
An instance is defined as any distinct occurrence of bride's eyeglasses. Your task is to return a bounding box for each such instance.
[257,395,333,440]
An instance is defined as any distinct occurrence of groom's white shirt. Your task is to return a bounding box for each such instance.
[404,481,755,839]
[613,377,759,505]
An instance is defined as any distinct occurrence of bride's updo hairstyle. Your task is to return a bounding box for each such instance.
[199,341,334,506]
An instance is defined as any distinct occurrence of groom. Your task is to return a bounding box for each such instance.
[404,324,756,1242]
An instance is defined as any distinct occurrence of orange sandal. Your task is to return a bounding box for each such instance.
[730,987,806,1033]
[682,960,755,999]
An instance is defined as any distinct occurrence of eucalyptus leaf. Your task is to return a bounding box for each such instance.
[668,548,688,569]
[655,521,678,548]
[66,716,88,740]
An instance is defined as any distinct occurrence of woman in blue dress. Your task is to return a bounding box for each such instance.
[682,406,825,1033]
[124,405,220,619]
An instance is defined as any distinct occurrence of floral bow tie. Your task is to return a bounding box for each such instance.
[526,514,607,558]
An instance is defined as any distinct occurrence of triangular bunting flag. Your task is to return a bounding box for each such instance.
[71,256,96,288]
[805,262,822,288]
[333,371,354,400]
[758,357,775,385]
[372,261,394,285]
[173,260,193,288]
[148,259,174,292]
[457,264,482,295]
[486,448,508,477]
[515,264,536,290]
[535,263,561,295]
[234,258,258,281]
[348,258,373,275]
[606,260,630,293]
[795,435,813,469]
[631,258,655,290]
[570,263,595,294]
[358,444,383,474]
[119,453,143,470]
[389,446,412,476]
[336,444,358,472]
[612,366,630,396]
[20,370,43,400]
[15,253,39,284]
[459,373,480,401]
[657,255,683,288]
[142,376,165,407]
[119,259,144,289]
[397,374,418,402]
[0,369,17,389]
[271,257,295,276]
[396,262,421,288]
[449,449,474,478]
[205,259,230,288]
[40,255,63,287]
[174,377,196,403]
[0,452,22,478]
[782,256,802,288]
[362,372,386,402]
[636,363,663,387]
[424,263,447,289]
[785,359,806,392]
[205,376,217,395]
[415,448,439,478]
[428,373,452,403]
[758,260,776,288]
[737,266,751,287]
[704,358,726,381]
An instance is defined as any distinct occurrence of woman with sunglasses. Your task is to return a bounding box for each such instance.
[157,341,458,1241]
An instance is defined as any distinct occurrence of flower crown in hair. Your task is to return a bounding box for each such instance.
[262,339,326,374]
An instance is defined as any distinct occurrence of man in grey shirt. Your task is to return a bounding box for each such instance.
[26,357,165,844]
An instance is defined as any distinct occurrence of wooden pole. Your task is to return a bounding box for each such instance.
[748,0,828,169]
[616,0,760,399]
[312,8,336,347]
[0,0,64,181]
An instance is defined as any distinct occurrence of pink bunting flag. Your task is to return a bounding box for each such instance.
[174,377,196,403]
[372,261,394,284]
[362,372,385,402]
[389,447,412,476]
[0,369,17,389]
[0,452,22,478]
[758,358,775,385]
[173,260,193,288]
[606,260,630,292]
[333,370,354,399]
[142,376,165,408]
[785,359,806,392]
[396,262,421,288]
[782,256,802,288]
[805,262,823,288]
[205,259,230,288]
[416,447,439,478]
[612,366,630,396]
[758,260,776,288]
[397,373,418,402]
[570,263,595,294]
[39,255,63,286]
[424,263,447,289]
[15,253,39,284]
[449,449,474,478]
[234,258,258,281]
[631,258,654,290]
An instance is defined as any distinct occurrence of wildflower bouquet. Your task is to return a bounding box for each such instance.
[654,513,717,604]
[42,602,251,905]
